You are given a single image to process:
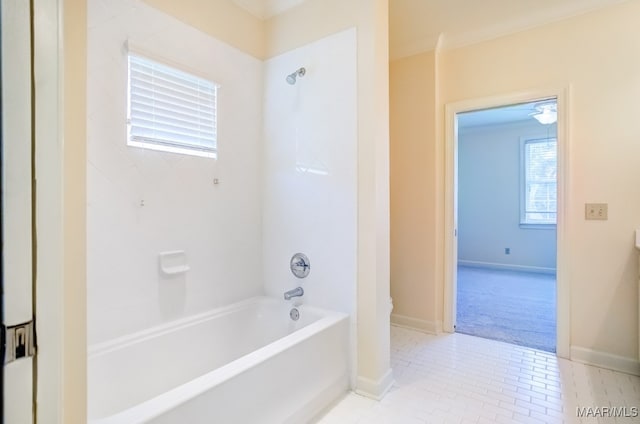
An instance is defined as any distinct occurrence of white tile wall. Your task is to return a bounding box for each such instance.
[261,28,358,317]
[87,0,264,345]
[319,327,640,424]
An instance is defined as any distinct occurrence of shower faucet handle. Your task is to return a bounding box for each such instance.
[292,259,308,269]
[290,253,310,278]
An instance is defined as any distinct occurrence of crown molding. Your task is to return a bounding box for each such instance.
[232,0,307,19]
[390,0,629,61]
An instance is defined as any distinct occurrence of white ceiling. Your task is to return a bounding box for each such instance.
[232,0,628,59]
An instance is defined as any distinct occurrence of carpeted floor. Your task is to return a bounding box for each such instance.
[456,265,556,352]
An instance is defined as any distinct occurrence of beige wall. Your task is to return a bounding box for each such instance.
[267,0,393,395]
[391,0,640,363]
[265,0,363,57]
[141,0,265,58]
[389,52,440,331]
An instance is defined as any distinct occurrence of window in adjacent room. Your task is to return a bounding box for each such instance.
[127,53,219,158]
[520,137,557,226]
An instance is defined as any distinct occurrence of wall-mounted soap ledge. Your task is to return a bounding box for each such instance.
[159,250,190,275]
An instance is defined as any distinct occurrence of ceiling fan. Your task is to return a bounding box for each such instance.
[457,99,558,128]
[490,99,558,124]
[528,101,557,125]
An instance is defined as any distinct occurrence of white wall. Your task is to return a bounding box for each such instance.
[262,28,357,317]
[458,120,557,271]
[87,0,263,345]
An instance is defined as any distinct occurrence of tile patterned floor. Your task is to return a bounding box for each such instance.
[318,326,640,424]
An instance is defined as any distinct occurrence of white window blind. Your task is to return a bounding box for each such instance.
[521,138,557,225]
[127,53,218,158]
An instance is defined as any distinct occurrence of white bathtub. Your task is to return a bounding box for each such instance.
[88,297,350,423]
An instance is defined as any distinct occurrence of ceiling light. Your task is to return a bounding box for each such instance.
[531,103,557,125]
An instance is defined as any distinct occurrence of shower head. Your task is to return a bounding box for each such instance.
[286,67,306,85]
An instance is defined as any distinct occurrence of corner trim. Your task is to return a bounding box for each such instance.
[571,346,640,376]
[355,369,394,401]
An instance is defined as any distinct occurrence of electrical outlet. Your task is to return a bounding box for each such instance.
[585,203,608,220]
[505,248,510,255]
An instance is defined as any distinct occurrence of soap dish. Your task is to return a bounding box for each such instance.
[159,250,190,275]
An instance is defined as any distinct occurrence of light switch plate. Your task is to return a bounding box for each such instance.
[585,203,608,220]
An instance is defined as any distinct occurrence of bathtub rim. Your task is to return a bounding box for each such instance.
[89,296,264,357]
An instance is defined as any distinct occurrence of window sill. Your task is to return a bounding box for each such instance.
[519,223,556,230]
[128,140,217,159]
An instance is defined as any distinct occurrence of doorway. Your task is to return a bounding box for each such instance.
[443,90,570,358]
[456,100,557,352]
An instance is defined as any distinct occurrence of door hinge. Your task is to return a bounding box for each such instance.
[3,320,36,365]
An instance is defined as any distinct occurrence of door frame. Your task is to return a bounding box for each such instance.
[443,87,571,358]
[33,0,71,421]
[2,1,36,422]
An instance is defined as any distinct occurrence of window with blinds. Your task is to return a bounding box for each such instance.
[521,138,557,225]
[127,53,218,158]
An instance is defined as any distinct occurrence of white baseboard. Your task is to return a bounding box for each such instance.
[458,260,556,275]
[391,313,442,335]
[355,368,394,401]
[571,346,640,376]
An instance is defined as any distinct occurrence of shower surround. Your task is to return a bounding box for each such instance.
[262,29,358,322]
[87,0,358,421]
[262,27,358,377]
[87,0,264,345]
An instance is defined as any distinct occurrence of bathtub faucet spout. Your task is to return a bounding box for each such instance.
[284,287,304,300]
